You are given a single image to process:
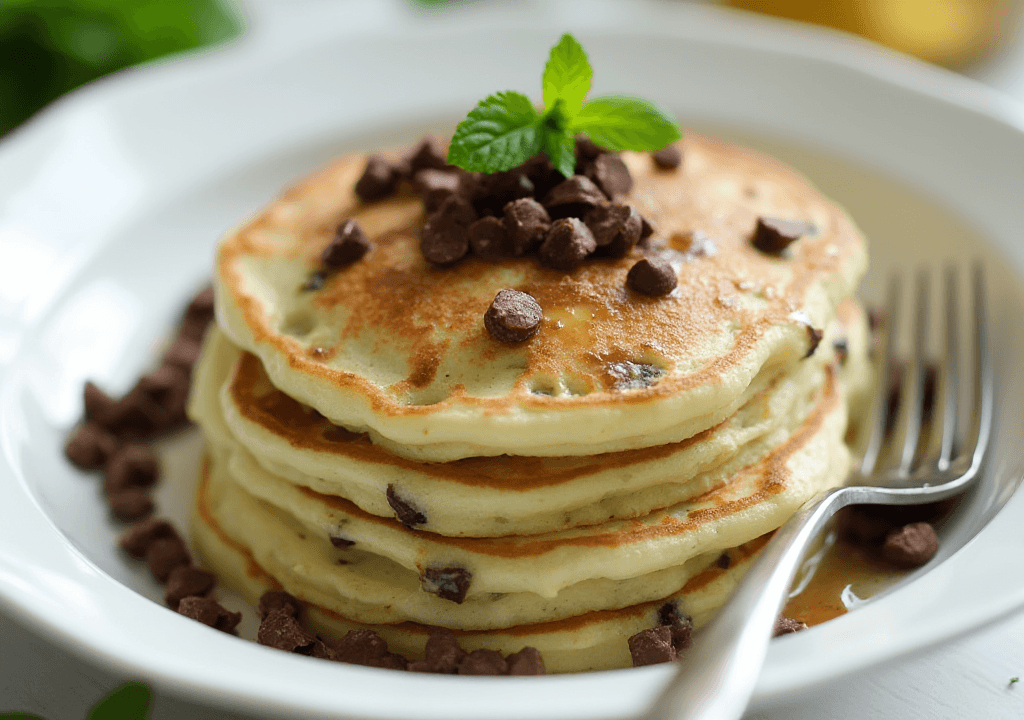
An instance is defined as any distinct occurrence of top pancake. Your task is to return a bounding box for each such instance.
[215,132,867,461]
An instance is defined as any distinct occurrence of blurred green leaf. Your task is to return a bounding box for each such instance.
[87,681,152,720]
[0,0,243,135]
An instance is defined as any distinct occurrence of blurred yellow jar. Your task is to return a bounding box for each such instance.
[725,0,1015,68]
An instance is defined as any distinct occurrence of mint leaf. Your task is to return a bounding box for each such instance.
[447,91,542,173]
[572,95,681,151]
[87,681,152,720]
[543,129,576,179]
[543,33,591,118]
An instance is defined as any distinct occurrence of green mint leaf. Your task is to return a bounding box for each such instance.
[542,33,592,119]
[572,95,681,151]
[543,129,576,179]
[87,681,152,720]
[447,91,542,173]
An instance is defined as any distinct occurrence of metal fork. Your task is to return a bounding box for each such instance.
[646,264,993,720]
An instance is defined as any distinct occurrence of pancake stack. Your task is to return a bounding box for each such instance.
[188,132,870,672]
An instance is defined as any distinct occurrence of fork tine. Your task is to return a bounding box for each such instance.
[858,273,902,476]
[955,263,993,476]
[890,268,931,475]
[936,265,960,470]
[914,265,961,474]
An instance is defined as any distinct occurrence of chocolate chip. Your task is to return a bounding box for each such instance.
[146,535,191,583]
[716,552,731,569]
[773,617,808,636]
[185,285,215,316]
[484,289,542,343]
[805,326,824,359]
[506,647,546,675]
[409,628,467,674]
[520,154,562,200]
[420,196,477,266]
[414,168,469,212]
[162,337,203,370]
[64,422,119,470]
[627,256,677,296]
[109,488,153,522]
[177,596,242,633]
[639,215,655,245]
[84,382,115,423]
[119,518,177,559]
[329,535,355,549]
[628,626,677,666]
[585,203,642,258]
[323,219,371,268]
[585,154,633,199]
[752,217,813,255]
[474,168,534,215]
[502,198,551,256]
[97,387,167,440]
[468,216,512,260]
[180,287,215,342]
[297,638,340,662]
[881,522,939,569]
[137,364,190,428]
[335,629,408,670]
[258,607,316,653]
[656,601,693,652]
[165,565,217,608]
[258,590,301,620]
[657,601,685,628]
[836,506,895,546]
[386,485,427,528]
[355,155,401,202]
[104,443,159,495]
[575,135,603,163]
[422,566,472,604]
[542,175,607,218]
[404,136,449,175]
[458,649,508,675]
[652,145,683,169]
[539,217,597,271]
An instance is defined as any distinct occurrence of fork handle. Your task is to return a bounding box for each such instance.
[646,485,852,720]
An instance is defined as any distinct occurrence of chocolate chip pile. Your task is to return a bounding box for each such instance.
[65,289,213,521]
[301,135,694,343]
[354,135,654,272]
[255,590,545,675]
[63,288,243,630]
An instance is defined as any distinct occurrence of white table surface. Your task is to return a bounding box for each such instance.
[4,1,1024,718]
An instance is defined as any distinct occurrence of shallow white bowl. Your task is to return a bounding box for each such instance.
[2,1,1024,718]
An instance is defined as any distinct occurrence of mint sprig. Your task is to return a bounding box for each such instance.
[447,33,681,178]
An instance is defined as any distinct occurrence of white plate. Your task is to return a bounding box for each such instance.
[2,1,1024,718]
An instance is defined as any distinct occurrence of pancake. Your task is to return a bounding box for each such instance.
[191,300,869,538]
[214,133,867,461]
